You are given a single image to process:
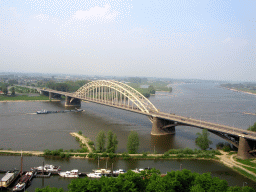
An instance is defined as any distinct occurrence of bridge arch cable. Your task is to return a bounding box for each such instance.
[74,80,159,114]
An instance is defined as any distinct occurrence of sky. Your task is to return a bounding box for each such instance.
[0,0,256,81]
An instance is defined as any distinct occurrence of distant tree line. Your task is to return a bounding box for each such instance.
[45,80,90,92]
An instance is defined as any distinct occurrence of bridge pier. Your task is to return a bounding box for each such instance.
[65,96,81,107]
[49,92,61,100]
[237,137,255,159]
[49,92,52,100]
[151,116,175,135]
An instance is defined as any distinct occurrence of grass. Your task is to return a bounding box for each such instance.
[0,95,49,101]
[235,158,256,167]
[241,166,256,174]
[233,167,256,182]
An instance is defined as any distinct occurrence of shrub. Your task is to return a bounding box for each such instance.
[88,141,94,145]
[223,145,231,152]
[142,152,148,157]
[101,152,108,157]
[88,153,94,158]
[78,131,82,135]
[108,152,116,159]
[44,149,51,156]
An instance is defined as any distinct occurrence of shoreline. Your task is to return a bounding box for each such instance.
[0,149,255,182]
[0,99,60,103]
[224,87,256,96]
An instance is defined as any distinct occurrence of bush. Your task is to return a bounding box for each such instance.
[51,150,60,156]
[108,152,116,159]
[223,145,231,152]
[88,141,94,145]
[88,153,94,158]
[101,152,108,157]
[142,152,148,157]
[44,149,51,156]
[78,131,82,135]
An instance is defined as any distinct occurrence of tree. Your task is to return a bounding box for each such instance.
[148,85,156,94]
[96,131,106,152]
[2,86,8,95]
[248,122,256,132]
[127,131,140,154]
[10,87,15,95]
[195,129,212,150]
[106,130,118,153]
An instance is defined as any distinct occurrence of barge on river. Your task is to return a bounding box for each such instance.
[37,109,83,114]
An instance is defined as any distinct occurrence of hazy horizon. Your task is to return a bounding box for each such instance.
[1,1,256,81]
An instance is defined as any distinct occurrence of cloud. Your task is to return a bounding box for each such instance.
[72,4,118,23]
[35,14,50,21]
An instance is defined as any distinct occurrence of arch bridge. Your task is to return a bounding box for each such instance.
[39,80,256,159]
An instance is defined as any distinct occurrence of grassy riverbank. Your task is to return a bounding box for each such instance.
[0,95,49,101]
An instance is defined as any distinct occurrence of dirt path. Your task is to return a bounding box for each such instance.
[70,132,93,153]
[216,151,256,177]
[0,150,44,156]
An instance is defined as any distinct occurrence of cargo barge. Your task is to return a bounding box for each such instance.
[37,109,83,114]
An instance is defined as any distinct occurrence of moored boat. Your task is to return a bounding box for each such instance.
[113,169,126,174]
[92,169,111,174]
[0,169,20,188]
[34,164,60,173]
[59,169,79,178]
[87,172,102,178]
[12,170,35,191]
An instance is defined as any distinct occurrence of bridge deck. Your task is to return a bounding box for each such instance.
[40,88,256,141]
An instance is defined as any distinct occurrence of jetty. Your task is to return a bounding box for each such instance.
[70,132,94,153]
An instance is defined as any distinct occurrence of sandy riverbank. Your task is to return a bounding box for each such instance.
[226,88,256,96]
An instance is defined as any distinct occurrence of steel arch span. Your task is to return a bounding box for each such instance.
[74,80,159,114]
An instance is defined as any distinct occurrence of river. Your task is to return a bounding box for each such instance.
[1,82,256,190]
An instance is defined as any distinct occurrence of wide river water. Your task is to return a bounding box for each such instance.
[1,82,256,191]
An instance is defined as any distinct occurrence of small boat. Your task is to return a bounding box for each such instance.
[113,169,126,175]
[131,168,144,173]
[92,169,111,174]
[59,169,79,178]
[34,164,60,173]
[87,172,102,178]
[13,170,35,191]
[0,169,20,188]
[36,110,48,114]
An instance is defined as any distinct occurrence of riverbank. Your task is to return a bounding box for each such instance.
[223,87,256,97]
[1,149,256,182]
[0,95,51,101]
[217,151,256,182]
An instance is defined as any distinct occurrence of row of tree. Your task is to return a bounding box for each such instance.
[45,80,90,92]
[35,169,255,192]
[96,130,140,154]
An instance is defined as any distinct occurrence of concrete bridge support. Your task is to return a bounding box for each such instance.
[65,96,81,107]
[49,92,53,100]
[49,92,61,100]
[237,137,255,159]
[151,116,175,135]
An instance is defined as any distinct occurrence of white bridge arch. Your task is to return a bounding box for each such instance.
[74,80,159,114]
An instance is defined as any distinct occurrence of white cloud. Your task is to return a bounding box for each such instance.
[72,4,118,23]
[35,14,50,21]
